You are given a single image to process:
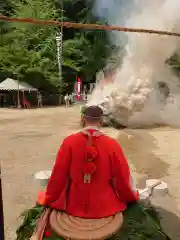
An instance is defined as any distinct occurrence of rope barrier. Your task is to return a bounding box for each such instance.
[1,15,180,37]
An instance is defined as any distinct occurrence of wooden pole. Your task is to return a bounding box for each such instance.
[17,80,21,109]
[1,15,180,37]
[0,166,5,240]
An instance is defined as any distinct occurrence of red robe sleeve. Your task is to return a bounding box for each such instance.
[111,141,139,203]
[45,138,71,205]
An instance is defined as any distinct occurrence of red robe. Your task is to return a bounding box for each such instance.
[45,129,139,218]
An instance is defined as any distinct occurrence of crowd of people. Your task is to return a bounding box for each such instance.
[0,90,88,108]
[64,92,88,107]
[64,93,74,107]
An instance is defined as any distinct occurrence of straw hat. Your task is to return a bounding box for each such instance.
[49,211,123,240]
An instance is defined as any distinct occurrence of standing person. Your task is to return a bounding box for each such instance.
[68,93,72,105]
[22,95,29,109]
[72,92,75,103]
[69,93,74,105]
[64,94,69,108]
[37,92,43,108]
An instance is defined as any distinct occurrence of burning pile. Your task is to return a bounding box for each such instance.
[88,0,180,128]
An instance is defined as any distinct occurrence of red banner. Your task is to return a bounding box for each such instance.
[75,77,82,100]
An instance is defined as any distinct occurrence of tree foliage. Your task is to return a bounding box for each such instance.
[0,0,114,91]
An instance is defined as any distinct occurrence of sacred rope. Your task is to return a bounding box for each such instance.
[1,15,180,37]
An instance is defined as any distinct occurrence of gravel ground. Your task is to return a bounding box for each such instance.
[0,106,180,239]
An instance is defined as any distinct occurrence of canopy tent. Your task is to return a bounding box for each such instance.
[0,78,37,91]
[0,78,38,108]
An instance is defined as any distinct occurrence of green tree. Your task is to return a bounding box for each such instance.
[61,0,112,82]
[0,0,114,90]
[0,0,61,89]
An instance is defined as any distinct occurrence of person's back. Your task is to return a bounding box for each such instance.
[64,94,69,107]
[64,94,68,102]
[45,106,138,218]
[69,94,72,104]
[17,106,170,240]
[37,93,42,107]
[46,131,123,218]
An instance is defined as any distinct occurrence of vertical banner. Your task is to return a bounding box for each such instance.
[0,166,5,240]
[75,77,82,101]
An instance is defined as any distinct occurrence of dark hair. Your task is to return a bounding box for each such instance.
[84,106,103,121]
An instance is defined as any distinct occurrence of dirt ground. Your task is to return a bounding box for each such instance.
[1,105,180,239]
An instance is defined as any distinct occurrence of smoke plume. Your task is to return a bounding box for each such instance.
[89,0,180,127]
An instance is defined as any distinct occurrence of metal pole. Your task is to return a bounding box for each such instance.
[56,1,63,105]
[0,166,5,240]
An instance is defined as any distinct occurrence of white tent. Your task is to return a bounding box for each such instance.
[0,78,37,91]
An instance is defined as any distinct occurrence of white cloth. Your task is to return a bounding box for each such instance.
[64,95,69,101]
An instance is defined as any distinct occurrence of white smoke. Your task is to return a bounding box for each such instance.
[89,0,180,127]
[93,0,133,45]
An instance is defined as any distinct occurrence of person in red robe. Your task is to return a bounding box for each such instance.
[45,106,139,219]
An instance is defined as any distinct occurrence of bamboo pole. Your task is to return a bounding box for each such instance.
[1,15,180,37]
